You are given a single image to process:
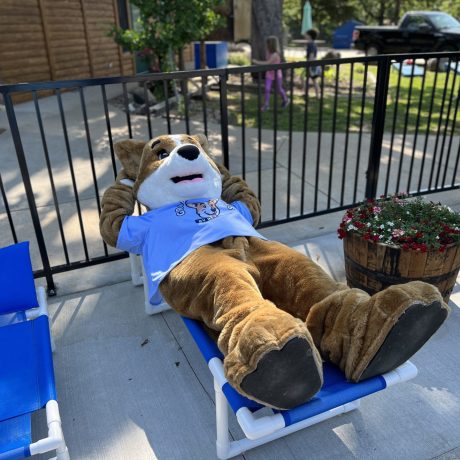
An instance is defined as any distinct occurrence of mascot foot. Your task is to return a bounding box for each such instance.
[240,337,323,410]
[359,300,447,380]
[307,281,449,383]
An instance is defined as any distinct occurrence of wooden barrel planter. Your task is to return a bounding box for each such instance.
[343,232,460,303]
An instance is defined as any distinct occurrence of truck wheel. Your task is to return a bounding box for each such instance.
[365,44,380,56]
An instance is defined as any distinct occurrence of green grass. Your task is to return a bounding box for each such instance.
[218,63,460,134]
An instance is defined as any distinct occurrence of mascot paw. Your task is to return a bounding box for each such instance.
[359,300,448,381]
[240,337,323,410]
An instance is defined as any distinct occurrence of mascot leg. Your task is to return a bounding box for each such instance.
[160,240,323,410]
[249,238,449,382]
[306,281,449,381]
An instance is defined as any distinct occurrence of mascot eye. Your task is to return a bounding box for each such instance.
[158,150,169,160]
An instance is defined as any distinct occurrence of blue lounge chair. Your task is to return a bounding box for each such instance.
[130,254,418,459]
[392,61,425,77]
[0,242,69,460]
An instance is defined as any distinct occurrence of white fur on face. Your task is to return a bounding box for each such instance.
[136,142,222,209]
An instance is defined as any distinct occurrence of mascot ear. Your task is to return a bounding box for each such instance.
[192,133,210,153]
[114,140,147,180]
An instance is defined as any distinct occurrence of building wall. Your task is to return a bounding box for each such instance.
[0,0,134,86]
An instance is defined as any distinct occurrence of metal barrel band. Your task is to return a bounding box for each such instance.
[344,253,458,285]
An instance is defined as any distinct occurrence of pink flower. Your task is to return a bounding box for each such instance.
[372,206,382,214]
[392,228,405,238]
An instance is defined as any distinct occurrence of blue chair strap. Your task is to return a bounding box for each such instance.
[182,316,388,420]
[0,242,37,315]
[0,414,31,458]
[0,316,56,421]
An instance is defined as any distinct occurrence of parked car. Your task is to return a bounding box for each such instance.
[353,11,460,55]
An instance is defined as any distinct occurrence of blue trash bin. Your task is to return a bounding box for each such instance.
[194,41,228,69]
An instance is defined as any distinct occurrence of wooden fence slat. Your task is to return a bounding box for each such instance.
[0,7,41,16]
[37,0,55,80]
[0,15,42,24]
[0,0,39,7]
[51,40,88,50]
[80,0,95,77]
[0,24,43,33]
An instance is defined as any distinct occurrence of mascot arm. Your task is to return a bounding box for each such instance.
[99,170,135,248]
[217,164,261,227]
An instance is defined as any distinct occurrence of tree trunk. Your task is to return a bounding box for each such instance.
[393,0,401,24]
[178,48,184,71]
[378,0,385,25]
[250,0,284,63]
[200,40,207,69]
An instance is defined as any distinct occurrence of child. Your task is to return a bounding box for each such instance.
[305,28,321,99]
[253,36,290,111]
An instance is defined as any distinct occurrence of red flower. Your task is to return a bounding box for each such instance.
[338,228,347,239]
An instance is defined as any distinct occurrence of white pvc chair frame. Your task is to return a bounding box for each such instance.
[129,254,418,459]
[23,287,70,460]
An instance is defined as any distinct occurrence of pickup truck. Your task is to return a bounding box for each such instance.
[353,11,460,55]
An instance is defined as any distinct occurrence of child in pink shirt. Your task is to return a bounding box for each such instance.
[253,36,290,112]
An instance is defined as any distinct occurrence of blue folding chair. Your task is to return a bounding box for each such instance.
[0,242,69,460]
[392,61,425,76]
[130,254,418,459]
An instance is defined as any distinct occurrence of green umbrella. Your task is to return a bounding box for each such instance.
[301,1,313,35]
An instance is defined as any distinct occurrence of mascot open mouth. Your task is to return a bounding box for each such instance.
[171,173,204,184]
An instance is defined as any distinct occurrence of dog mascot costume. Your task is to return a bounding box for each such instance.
[100,133,449,410]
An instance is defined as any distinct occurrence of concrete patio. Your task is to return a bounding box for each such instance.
[1,83,459,459]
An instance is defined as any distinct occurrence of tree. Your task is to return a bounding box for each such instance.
[251,0,284,63]
[109,0,224,73]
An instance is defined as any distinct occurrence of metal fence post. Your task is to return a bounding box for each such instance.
[365,57,391,199]
[3,93,56,295]
[219,70,230,168]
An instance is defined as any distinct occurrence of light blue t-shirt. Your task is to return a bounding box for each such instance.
[116,198,265,305]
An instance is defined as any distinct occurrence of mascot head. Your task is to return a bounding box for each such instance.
[114,134,222,209]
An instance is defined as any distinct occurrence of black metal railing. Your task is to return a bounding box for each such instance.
[0,51,459,293]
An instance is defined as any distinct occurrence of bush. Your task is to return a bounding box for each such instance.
[228,52,251,67]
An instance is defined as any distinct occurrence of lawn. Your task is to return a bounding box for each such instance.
[202,62,460,134]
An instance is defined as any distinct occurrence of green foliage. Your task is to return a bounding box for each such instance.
[338,194,460,252]
[228,52,251,66]
[109,0,225,72]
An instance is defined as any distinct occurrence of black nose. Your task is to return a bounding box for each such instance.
[177,145,200,161]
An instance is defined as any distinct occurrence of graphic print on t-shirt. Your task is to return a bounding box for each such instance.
[185,199,220,223]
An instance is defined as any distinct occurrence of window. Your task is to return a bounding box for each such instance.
[403,15,432,31]
[117,0,129,30]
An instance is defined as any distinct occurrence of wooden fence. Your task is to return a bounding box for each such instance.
[0,0,133,97]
